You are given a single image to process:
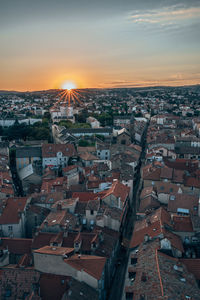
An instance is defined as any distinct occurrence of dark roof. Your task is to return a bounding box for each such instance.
[0,267,40,300]
[39,273,69,300]
[66,128,112,134]
[0,237,32,254]
[67,278,99,300]
[114,116,131,120]
[16,146,42,158]
[175,146,200,154]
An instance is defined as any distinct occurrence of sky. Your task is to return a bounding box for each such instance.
[0,0,200,91]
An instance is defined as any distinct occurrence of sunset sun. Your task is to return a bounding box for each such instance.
[61,81,77,91]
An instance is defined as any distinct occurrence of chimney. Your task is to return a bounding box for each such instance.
[144,234,150,243]
[57,202,62,211]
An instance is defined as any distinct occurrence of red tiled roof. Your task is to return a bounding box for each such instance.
[180,259,200,280]
[162,229,184,252]
[65,255,106,280]
[129,239,200,300]
[155,181,180,195]
[168,194,198,215]
[140,186,155,199]
[0,267,40,300]
[164,158,198,172]
[41,177,67,193]
[0,197,28,224]
[172,215,194,232]
[142,164,161,181]
[160,166,173,179]
[130,208,172,249]
[100,180,130,204]
[79,152,98,161]
[32,232,56,249]
[130,220,162,248]
[34,245,74,256]
[185,177,200,188]
[42,143,76,158]
[172,169,184,183]
[72,192,97,202]
[139,196,160,213]
[39,273,70,300]
[0,237,32,254]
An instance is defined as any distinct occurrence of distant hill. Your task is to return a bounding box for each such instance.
[0,84,199,95]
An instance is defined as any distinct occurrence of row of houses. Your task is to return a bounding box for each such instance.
[122,114,200,300]
[0,121,145,299]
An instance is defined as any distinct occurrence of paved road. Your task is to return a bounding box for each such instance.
[107,247,128,300]
[108,121,149,300]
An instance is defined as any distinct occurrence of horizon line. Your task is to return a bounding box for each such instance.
[0,83,200,93]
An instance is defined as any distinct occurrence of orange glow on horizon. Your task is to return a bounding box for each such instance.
[53,86,83,109]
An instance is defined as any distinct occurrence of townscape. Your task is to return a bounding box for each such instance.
[0,85,200,299]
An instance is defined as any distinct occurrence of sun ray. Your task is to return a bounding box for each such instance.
[53,91,66,108]
[53,80,87,116]
[72,91,82,105]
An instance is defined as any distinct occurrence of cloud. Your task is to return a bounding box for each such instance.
[101,73,200,88]
[130,5,200,26]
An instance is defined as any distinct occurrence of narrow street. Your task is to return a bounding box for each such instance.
[108,121,149,300]
[9,149,24,197]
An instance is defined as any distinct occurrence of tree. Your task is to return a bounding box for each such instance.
[43,111,51,120]
[78,139,90,147]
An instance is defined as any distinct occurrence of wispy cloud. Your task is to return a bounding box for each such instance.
[130,5,200,26]
[101,73,200,88]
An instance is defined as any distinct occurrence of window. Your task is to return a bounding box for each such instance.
[91,210,94,215]
[131,257,137,265]
[8,226,13,231]
[129,271,136,279]
[92,242,96,248]
[5,289,11,297]
[75,242,79,247]
[194,206,198,211]
[126,292,133,300]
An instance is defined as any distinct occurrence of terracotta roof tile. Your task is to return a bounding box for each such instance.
[0,197,28,224]
[160,166,173,179]
[65,254,106,280]
[34,245,74,256]
[100,180,130,204]
[72,192,97,202]
[139,196,160,213]
[128,239,200,300]
[172,215,194,232]
[168,194,198,215]
[39,273,70,300]
[180,259,200,280]
[32,232,56,249]
[42,143,76,158]
[0,237,32,254]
